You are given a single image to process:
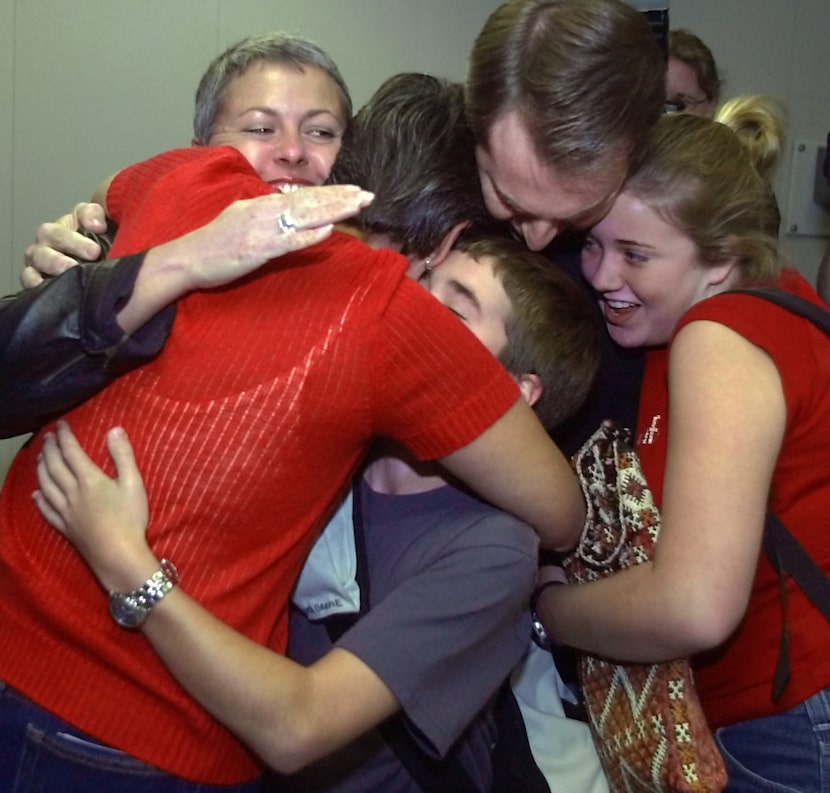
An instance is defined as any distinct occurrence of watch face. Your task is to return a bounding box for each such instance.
[531,617,551,651]
[109,593,147,630]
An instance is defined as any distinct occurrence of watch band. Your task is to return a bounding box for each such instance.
[108,559,180,630]
[530,579,563,651]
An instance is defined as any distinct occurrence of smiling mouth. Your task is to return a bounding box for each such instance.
[605,298,638,310]
[273,180,312,192]
[601,298,640,323]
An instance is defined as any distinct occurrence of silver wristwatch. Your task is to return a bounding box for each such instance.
[108,559,180,630]
[530,579,563,651]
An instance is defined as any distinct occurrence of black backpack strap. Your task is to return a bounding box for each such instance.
[723,288,830,699]
[764,513,830,701]
[729,286,830,334]
[489,678,551,793]
[324,484,481,793]
[764,515,830,621]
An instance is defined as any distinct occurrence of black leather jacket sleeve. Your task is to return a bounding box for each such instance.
[0,252,175,438]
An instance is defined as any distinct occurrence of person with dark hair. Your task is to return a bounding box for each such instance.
[666,28,722,117]
[0,50,586,793]
[0,67,600,793]
[36,234,600,793]
[331,73,506,269]
[462,0,665,461]
[466,0,665,252]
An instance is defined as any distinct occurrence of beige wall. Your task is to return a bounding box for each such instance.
[1,0,829,481]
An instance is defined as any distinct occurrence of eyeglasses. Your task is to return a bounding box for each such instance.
[664,94,710,114]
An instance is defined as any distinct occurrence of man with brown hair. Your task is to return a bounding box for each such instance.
[466,0,666,251]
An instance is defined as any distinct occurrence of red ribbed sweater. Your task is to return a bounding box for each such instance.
[0,147,519,783]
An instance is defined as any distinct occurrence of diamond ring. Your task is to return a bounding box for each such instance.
[276,212,298,234]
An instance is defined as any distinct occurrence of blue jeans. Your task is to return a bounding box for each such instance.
[0,681,262,792]
[715,685,830,792]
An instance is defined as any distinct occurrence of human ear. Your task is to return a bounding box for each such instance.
[424,221,472,269]
[515,373,543,409]
[704,253,740,294]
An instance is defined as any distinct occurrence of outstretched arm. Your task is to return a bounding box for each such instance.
[34,421,398,774]
[1,186,373,437]
[20,185,373,334]
[114,185,372,334]
[535,321,786,661]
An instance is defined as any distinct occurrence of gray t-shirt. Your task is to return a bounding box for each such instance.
[279,480,538,793]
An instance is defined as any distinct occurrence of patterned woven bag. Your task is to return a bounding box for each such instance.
[563,421,727,793]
